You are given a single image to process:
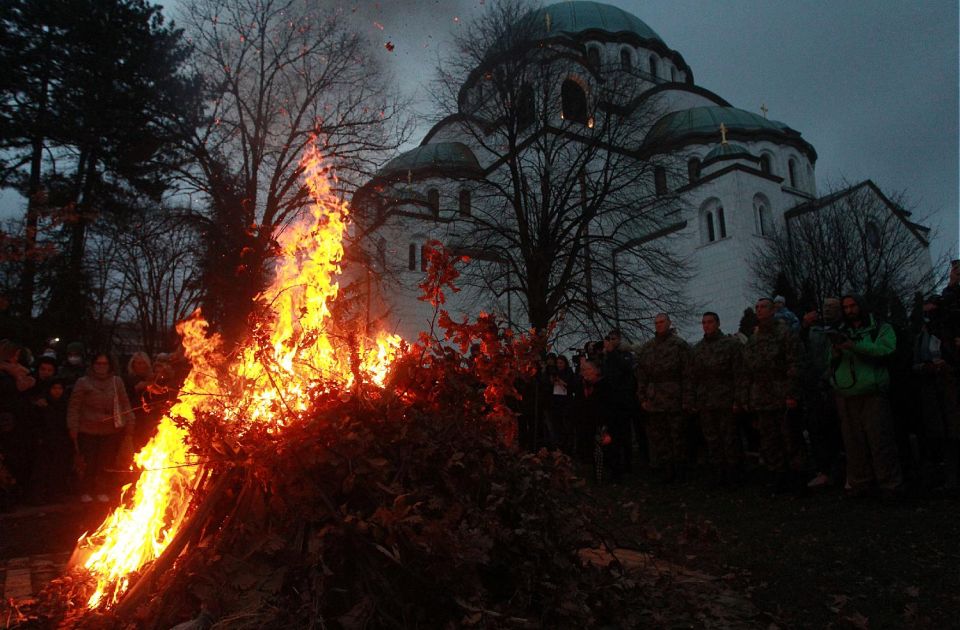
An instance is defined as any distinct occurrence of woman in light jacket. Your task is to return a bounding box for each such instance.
[67,353,132,503]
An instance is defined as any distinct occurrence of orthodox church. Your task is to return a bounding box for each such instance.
[350,1,932,343]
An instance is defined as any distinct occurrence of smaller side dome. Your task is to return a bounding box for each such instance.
[378,142,483,180]
[702,143,757,166]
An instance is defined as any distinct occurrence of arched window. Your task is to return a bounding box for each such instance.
[753,194,773,236]
[427,188,440,215]
[459,189,471,216]
[654,166,667,196]
[759,154,772,175]
[648,54,658,78]
[701,198,725,244]
[560,79,588,124]
[788,158,798,188]
[703,211,716,243]
[586,46,601,70]
[517,83,535,129]
[408,243,416,271]
[687,158,701,183]
[620,48,632,71]
[670,67,678,82]
[865,220,881,249]
[420,244,429,271]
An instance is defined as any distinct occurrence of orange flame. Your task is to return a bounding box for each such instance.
[76,141,403,608]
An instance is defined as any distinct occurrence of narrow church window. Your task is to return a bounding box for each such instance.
[517,83,535,129]
[648,55,658,78]
[586,46,601,70]
[865,220,881,249]
[654,166,667,196]
[788,158,798,188]
[760,154,772,175]
[459,189,471,216]
[717,206,727,238]
[408,243,416,271]
[560,79,588,124]
[620,48,632,71]
[755,200,772,236]
[427,188,440,215]
[704,211,716,242]
[671,67,678,82]
[421,245,429,271]
[687,158,700,183]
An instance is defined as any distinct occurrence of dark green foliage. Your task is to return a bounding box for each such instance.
[0,0,201,333]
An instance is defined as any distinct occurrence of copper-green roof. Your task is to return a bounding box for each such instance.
[378,142,482,178]
[645,107,792,146]
[703,143,755,163]
[528,1,664,42]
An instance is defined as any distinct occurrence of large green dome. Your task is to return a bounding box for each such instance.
[528,1,664,43]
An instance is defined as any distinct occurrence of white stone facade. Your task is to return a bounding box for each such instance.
[349,2,931,344]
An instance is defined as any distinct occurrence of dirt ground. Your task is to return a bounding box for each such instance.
[582,464,960,629]
[2,465,957,628]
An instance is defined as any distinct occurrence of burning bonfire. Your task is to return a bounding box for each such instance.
[12,142,752,629]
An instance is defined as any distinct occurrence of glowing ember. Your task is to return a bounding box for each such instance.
[75,141,404,608]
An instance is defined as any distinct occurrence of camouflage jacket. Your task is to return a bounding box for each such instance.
[691,331,742,410]
[634,330,693,413]
[739,320,800,411]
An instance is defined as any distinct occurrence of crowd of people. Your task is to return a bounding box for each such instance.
[0,342,184,510]
[518,263,960,500]
[3,263,959,510]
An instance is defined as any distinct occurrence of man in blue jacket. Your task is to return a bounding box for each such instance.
[829,295,903,497]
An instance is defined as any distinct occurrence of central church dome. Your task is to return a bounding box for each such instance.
[527,1,665,43]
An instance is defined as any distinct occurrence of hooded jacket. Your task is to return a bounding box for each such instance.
[829,296,896,396]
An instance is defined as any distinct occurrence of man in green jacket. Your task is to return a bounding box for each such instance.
[829,295,904,497]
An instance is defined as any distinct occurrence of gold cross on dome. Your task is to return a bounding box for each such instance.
[760,103,769,118]
[720,122,728,144]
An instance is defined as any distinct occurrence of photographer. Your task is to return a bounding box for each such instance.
[829,295,903,498]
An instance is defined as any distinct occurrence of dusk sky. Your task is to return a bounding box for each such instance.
[1,1,954,265]
[350,0,959,265]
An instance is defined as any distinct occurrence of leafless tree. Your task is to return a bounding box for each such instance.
[420,0,689,339]
[86,207,203,355]
[179,0,413,340]
[751,180,940,315]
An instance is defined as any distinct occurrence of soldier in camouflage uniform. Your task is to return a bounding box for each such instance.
[691,312,742,484]
[740,297,802,492]
[635,313,692,481]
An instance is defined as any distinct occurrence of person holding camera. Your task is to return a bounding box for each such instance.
[829,295,903,498]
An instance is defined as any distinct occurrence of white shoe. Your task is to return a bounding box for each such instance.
[807,473,830,488]
[96,494,110,503]
[80,494,93,503]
